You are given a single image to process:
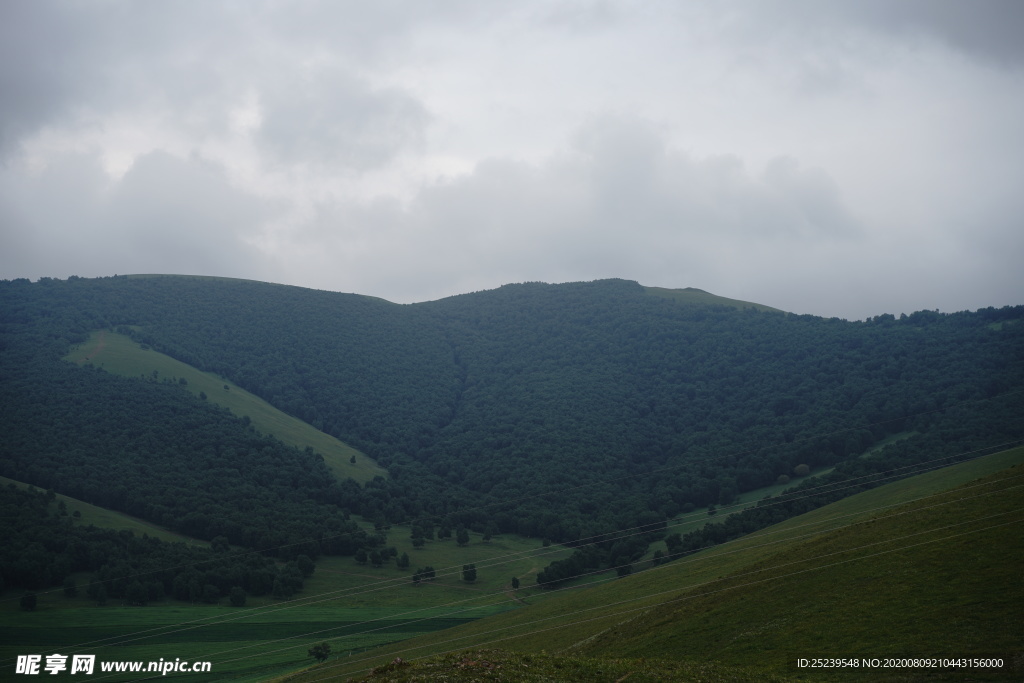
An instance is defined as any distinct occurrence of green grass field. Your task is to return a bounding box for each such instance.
[0,526,571,682]
[63,330,386,483]
[283,447,1024,682]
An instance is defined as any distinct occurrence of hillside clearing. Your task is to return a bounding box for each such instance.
[63,330,385,483]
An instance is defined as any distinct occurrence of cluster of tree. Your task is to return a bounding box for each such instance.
[354,546,399,568]
[2,275,1022,564]
[412,566,436,584]
[0,484,309,604]
[536,531,651,587]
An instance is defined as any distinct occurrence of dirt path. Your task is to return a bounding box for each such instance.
[78,330,107,363]
[504,568,537,605]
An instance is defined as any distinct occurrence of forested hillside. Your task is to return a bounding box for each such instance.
[2,275,1022,596]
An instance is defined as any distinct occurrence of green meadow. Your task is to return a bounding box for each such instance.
[63,330,386,483]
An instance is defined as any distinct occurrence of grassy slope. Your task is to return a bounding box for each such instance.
[643,285,783,312]
[63,330,386,483]
[0,475,204,546]
[579,470,1023,680]
[285,447,1024,682]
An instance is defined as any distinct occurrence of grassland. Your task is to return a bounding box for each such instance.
[281,447,1024,682]
[0,526,571,682]
[63,330,386,483]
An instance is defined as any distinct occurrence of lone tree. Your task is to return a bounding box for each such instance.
[462,564,477,582]
[308,642,331,663]
[511,576,520,590]
[456,525,470,547]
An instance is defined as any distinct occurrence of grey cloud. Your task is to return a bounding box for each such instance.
[0,2,90,155]
[761,156,860,237]
[263,0,487,64]
[843,0,1024,66]
[0,1,240,156]
[0,150,279,280]
[0,1,440,160]
[2,1,1020,321]
[750,0,1024,67]
[106,152,271,267]
[293,117,864,306]
[257,67,429,170]
[567,117,861,240]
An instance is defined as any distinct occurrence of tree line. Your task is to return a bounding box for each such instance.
[0,484,314,606]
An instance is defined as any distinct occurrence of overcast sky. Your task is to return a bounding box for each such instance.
[2,1,1022,319]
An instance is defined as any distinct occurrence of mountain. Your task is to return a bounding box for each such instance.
[1,275,1022,565]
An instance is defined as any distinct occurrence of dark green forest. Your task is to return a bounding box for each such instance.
[0,484,312,605]
[1,275,1022,599]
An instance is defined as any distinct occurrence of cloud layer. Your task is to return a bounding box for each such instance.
[1,1,1021,319]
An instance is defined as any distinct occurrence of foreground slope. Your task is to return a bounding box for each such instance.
[577,470,1023,679]
[287,448,1024,682]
